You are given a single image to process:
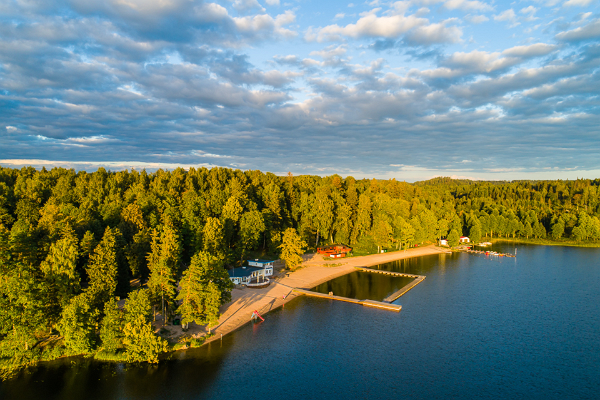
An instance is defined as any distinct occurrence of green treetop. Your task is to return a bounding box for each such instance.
[176,251,233,329]
[279,228,307,271]
[122,289,167,363]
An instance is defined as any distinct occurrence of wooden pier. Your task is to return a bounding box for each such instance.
[355,267,422,279]
[293,289,402,312]
[383,275,426,303]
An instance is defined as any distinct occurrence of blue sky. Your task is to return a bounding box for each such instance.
[1,0,599,181]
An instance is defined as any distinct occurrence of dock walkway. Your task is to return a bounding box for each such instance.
[293,289,402,312]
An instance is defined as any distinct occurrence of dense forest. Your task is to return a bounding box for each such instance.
[2,166,600,379]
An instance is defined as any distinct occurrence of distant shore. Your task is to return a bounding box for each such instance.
[199,245,451,345]
[487,238,600,248]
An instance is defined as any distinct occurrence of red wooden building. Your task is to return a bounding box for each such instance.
[317,244,353,258]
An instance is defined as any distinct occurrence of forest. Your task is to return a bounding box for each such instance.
[2,166,600,379]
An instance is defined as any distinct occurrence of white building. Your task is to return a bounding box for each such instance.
[228,260,274,285]
[228,266,267,285]
[459,236,470,243]
[247,259,274,276]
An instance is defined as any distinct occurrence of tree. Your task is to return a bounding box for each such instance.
[221,195,243,250]
[351,194,372,244]
[333,202,353,244]
[572,225,586,241]
[279,228,307,271]
[86,227,119,307]
[238,210,265,265]
[448,229,460,247]
[122,289,167,363]
[176,252,232,329]
[394,216,415,250]
[58,294,98,355]
[534,221,546,239]
[551,218,565,240]
[99,298,124,354]
[312,187,334,246]
[523,221,533,239]
[372,219,392,253]
[469,223,482,245]
[202,217,224,258]
[40,224,80,325]
[147,223,180,326]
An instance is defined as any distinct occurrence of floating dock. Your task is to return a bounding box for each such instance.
[293,289,402,312]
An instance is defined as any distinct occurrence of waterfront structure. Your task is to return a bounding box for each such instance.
[459,236,470,243]
[439,238,448,246]
[247,259,274,276]
[228,260,273,285]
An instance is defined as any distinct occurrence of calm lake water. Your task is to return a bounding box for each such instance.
[2,244,600,400]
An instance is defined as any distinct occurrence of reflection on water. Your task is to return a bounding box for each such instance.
[3,243,600,400]
[312,271,414,301]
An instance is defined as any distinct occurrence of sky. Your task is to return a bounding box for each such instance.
[1,0,600,181]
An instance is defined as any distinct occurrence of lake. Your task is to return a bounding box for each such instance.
[2,243,600,399]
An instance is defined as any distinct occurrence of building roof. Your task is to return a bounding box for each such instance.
[249,259,274,265]
[228,266,263,278]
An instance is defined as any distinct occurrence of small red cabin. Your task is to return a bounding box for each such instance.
[317,244,352,258]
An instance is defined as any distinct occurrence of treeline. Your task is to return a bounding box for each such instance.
[2,166,600,378]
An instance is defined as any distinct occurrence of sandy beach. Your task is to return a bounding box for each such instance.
[201,245,450,344]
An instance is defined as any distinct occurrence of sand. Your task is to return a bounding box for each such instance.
[199,245,450,344]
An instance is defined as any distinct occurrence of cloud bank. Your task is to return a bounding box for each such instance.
[1,0,599,180]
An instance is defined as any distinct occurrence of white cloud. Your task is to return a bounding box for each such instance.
[502,43,557,57]
[520,6,537,14]
[334,13,345,20]
[444,0,493,11]
[444,50,510,72]
[232,0,265,14]
[6,126,17,132]
[564,0,593,6]
[520,6,538,21]
[67,135,113,143]
[307,12,429,42]
[494,9,519,27]
[310,45,347,59]
[466,14,489,24]
[556,18,600,41]
[265,0,280,5]
[405,20,463,45]
[234,10,297,38]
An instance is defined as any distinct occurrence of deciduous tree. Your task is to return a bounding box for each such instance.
[279,228,306,271]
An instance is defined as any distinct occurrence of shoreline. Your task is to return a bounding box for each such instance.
[490,238,600,248]
[202,245,451,345]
